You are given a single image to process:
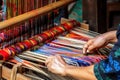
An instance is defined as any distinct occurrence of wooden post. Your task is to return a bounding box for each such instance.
[83,0,107,33]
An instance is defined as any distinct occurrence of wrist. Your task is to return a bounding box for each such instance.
[101,31,117,43]
[64,65,75,76]
[100,34,109,43]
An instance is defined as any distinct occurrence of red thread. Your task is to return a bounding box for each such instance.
[0,50,10,60]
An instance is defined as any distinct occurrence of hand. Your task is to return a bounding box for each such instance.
[83,31,117,54]
[45,55,97,80]
[45,55,68,76]
[83,35,108,54]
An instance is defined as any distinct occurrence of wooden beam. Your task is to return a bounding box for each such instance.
[0,0,74,30]
[61,18,89,30]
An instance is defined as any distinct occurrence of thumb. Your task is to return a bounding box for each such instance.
[87,45,97,53]
[55,55,66,64]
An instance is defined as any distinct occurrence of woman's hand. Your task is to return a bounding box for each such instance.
[83,35,108,53]
[45,55,97,80]
[45,55,68,76]
[83,30,117,54]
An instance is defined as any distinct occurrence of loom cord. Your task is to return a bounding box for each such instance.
[0,20,80,60]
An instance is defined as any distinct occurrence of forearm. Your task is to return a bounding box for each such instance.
[65,65,97,80]
[101,30,117,43]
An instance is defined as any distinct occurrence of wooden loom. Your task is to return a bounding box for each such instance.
[0,0,111,80]
[1,20,90,80]
[0,0,76,80]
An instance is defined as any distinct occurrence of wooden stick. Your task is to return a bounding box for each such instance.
[0,0,74,30]
[18,55,46,63]
[25,51,48,59]
[24,51,86,59]
[14,56,49,77]
[21,52,47,60]
[71,30,94,38]
[57,36,86,44]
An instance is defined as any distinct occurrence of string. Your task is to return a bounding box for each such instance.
[27,24,111,67]
[0,20,80,60]
[0,0,66,50]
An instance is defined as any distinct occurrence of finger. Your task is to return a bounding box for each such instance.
[87,39,94,45]
[55,55,66,64]
[46,56,55,69]
[47,61,58,74]
[47,57,58,72]
[45,56,54,66]
[87,44,97,52]
[47,61,53,71]
[83,40,93,53]
[83,44,89,54]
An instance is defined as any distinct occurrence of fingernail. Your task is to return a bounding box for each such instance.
[87,50,90,53]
